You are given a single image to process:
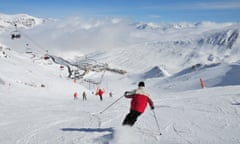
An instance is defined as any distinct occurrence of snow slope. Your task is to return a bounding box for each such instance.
[0,13,240,144]
[1,50,240,144]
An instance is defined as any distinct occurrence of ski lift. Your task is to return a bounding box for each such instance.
[11,32,21,39]
[11,24,21,40]
[43,55,50,60]
[72,70,80,78]
[43,51,50,60]
[60,65,64,70]
[25,49,32,54]
[25,44,32,54]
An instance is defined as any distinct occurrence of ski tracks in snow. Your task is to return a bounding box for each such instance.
[16,117,80,144]
[152,91,240,144]
[15,110,109,144]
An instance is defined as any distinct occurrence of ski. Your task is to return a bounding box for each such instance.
[136,127,162,136]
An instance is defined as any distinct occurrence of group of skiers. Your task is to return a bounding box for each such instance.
[73,88,112,101]
[73,91,87,100]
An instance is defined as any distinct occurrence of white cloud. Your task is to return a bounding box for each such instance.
[23,17,135,58]
[141,1,240,10]
[195,1,240,10]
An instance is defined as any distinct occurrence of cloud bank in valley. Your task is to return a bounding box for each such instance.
[24,17,136,58]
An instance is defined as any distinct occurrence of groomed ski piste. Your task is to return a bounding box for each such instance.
[1,13,240,144]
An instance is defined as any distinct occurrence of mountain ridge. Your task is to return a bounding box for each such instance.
[0,13,46,32]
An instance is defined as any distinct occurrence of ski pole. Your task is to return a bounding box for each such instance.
[99,95,124,114]
[152,109,162,135]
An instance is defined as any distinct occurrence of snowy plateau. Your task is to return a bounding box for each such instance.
[0,13,240,144]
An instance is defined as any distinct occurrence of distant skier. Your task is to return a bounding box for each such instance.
[122,81,154,126]
[82,91,87,101]
[109,91,113,97]
[73,92,78,100]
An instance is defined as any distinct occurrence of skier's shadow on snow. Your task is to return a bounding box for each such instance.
[61,127,114,133]
[61,127,114,143]
[231,102,240,105]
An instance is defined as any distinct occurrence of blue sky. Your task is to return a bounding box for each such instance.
[0,0,240,22]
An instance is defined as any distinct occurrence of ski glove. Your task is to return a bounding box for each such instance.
[124,92,128,96]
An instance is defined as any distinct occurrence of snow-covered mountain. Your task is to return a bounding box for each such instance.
[1,13,240,144]
[135,21,234,30]
[0,13,46,33]
[0,13,240,88]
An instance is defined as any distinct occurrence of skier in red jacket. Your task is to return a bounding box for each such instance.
[122,81,154,126]
[96,88,104,101]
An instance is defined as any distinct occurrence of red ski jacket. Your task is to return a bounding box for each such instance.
[125,87,154,113]
[98,89,104,96]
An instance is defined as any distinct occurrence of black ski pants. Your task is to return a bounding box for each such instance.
[122,110,142,126]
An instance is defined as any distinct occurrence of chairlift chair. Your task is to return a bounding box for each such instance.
[25,44,32,53]
[25,48,32,54]
[11,31,21,40]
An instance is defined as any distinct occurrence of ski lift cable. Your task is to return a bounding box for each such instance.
[85,69,106,87]
[13,24,18,32]
[98,70,106,86]
[12,31,39,55]
[20,31,47,54]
